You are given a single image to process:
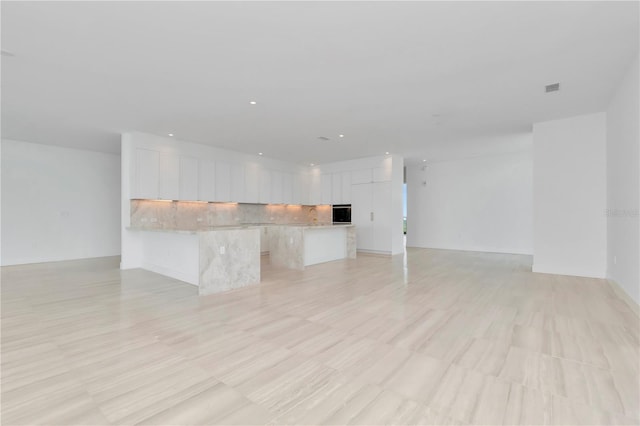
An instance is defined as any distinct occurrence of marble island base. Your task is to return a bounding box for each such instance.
[129,227,260,295]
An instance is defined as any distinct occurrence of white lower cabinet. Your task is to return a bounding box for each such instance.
[351,181,391,253]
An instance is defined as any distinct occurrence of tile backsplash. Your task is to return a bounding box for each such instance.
[130,200,332,230]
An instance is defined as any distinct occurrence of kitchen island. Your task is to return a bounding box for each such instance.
[269,224,356,270]
[127,226,260,295]
[128,223,356,294]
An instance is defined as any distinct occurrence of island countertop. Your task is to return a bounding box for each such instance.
[127,223,354,234]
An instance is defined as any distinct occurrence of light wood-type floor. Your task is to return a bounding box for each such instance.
[2,249,639,425]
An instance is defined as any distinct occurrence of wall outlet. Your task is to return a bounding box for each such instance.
[220,246,226,255]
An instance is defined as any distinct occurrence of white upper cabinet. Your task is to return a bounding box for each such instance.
[331,173,342,204]
[282,172,294,204]
[341,171,352,204]
[307,172,321,205]
[180,156,199,201]
[259,169,272,204]
[293,172,307,205]
[198,160,215,201]
[320,173,332,205]
[271,171,284,204]
[133,148,159,199]
[351,168,373,184]
[373,166,392,182]
[159,153,180,200]
[215,161,232,201]
[231,163,246,203]
[244,164,260,203]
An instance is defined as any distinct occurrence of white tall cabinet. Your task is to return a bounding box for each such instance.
[351,181,391,253]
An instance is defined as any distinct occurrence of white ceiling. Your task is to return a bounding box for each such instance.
[1,1,638,165]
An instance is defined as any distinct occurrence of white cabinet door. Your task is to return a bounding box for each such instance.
[282,172,293,204]
[244,164,260,203]
[351,181,391,252]
[372,181,392,252]
[307,172,321,205]
[332,173,342,204]
[320,173,332,205]
[259,169,272,204]
[180,157,199,201]
[198,160,215,201]
[159,153,179,200]
[215,161,231,201]
[341,171,352,204]
[271,171,283,204]
[231,163,245,203]
[351,168,373,184]
[293,172,307,205]
[134,148,159,199]
[351,183,374,250]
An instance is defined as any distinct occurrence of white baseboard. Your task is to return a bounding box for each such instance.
[532,263,606,279]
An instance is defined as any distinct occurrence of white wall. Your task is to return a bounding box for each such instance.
[1,139,121,265]
[533,112,607,278]
[607,53,639,304]
[406,147,533,254]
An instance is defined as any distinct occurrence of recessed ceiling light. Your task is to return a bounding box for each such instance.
[168,133,174,137]
[310,163,315,166]
[385,152,390,155]
[339,134,344,138]
[422,159,427,162]
[250,101,257,105]
[258,152,263,156]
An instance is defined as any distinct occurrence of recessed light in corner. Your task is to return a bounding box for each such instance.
[545,83,560,93]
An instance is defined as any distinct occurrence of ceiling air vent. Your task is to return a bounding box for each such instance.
[545,83,560,93]
[317,136,330,141]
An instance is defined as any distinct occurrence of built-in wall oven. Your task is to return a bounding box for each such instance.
[332,204,352,223]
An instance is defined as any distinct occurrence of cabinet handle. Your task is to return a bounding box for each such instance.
[370,212,374,221]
